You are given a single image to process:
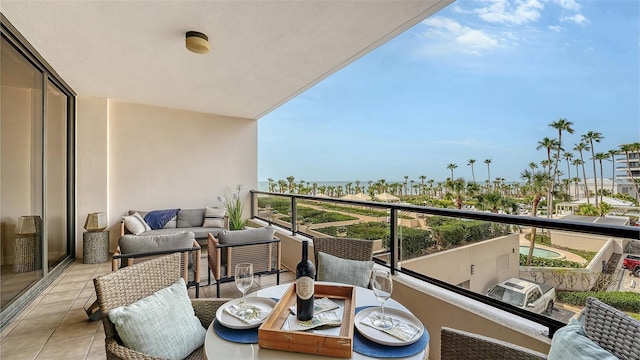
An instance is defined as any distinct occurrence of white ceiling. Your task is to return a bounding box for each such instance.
[1,1,452,120]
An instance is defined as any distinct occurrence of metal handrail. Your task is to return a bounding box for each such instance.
[250,190,639,336]
[251,190,639,239]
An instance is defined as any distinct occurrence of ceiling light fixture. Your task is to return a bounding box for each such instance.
[185,31,210,54]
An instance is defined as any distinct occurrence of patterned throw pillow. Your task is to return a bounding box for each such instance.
[203,206,226,228]
[108,278,206,359]
[122,212,151,235]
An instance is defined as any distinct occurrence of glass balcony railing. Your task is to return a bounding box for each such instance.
[251,190,640,337]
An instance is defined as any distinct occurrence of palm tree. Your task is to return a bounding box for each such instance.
[419,175,426,195]
[267,178,275,192]
[550,118,574,181]
[620,142,640,201]
[484,159,492,187]
[286,176,295,193]
[452,178,466,209]
[582,132,603,207]
[468,159,476,183]
[521,170,552,265]
[563,152,573,181]
[594,152,609,204]
[403,175,409,195]
[537,137,559,176]
[447,163,458,181]
[537,136,561,218]
[607,149,617,193]
[574,142,590,203]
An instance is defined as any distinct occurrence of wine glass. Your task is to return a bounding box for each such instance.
[235,263,254,316]
[371,269,393,330]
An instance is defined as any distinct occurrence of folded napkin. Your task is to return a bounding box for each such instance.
[224,303,269,325]
[287,310,342,331]
[289,297,340,316]
[360,311,420,342]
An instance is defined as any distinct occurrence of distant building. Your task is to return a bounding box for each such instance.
[556,197,638,216]
[616,144,640,183]
[616,143,640,200]
[568,178,636,200]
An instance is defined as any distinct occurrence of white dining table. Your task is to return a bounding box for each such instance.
[204,282,427,360]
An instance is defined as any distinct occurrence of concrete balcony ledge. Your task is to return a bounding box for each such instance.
[393,273,551,359]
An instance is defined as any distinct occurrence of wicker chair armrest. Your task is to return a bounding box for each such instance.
[208,233,221,281]
[112,246,200,260]
[106,337,158,360]
[441,327,547,360]
[191,298,232,328]
[216,238,281,249]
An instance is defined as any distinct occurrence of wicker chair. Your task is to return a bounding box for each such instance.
[207,228,281,297]
[112,232,202,297]
[312,237,374,264]
[94,253,230,360]
[579,296,640,359]
[440,327,548,360]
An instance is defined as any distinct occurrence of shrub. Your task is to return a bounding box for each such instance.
[429,219,502,249]
[398,227,435,259]
[281,207,357,224]
[557,291,640,313]
[317,222,388,240]
[519,254,583,268]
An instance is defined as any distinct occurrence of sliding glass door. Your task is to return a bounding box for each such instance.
[1,18,75,320]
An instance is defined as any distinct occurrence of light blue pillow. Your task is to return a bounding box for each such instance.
[548,319,619,360]
[108,278,205,359]
[317,251,374,288]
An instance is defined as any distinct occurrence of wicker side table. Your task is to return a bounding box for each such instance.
[14,235,41,273]
[83,231,109,264]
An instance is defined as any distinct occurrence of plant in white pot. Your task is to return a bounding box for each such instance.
[219,185,246,230]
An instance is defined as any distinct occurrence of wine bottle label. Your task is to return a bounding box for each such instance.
[296,276,314,300]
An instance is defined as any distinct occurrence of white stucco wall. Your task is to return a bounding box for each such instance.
[75,97,257,255]
[402,234,520,293]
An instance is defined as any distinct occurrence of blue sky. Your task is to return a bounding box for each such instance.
[258,0,639,184]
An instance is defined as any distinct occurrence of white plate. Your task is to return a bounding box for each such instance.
[215,296,277,329]
[354,307,424,346]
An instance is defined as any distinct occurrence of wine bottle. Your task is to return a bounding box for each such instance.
[296,240,315,321]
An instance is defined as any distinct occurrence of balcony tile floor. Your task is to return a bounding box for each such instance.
[0,259,295,360]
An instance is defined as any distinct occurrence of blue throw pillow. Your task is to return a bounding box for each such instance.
[548,319,619,360]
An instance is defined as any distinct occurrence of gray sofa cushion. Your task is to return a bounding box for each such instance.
[138,227,224,239]
[177,209,205,228]
[119,232,196,254]
[218,226,275,245]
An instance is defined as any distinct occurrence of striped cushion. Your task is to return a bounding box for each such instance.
[122,212,151,235]
[203,207,225,228]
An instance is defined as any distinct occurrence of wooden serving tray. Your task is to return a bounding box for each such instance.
[258,283,356,358]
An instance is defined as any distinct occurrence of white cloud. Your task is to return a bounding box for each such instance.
[548,25,565,32]
[476,0,545,25]
[551,0,581,11]
[421,17,501,56]
[561,13,589,25]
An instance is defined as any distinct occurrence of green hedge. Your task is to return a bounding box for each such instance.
[519,254,583,268]
[280,207,357,224]
[428,218,509,248]
[557,291,640,313]
[316,222,433,259]
[316,222,388,240]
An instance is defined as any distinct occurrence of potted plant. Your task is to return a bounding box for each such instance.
[219,185,246,230]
